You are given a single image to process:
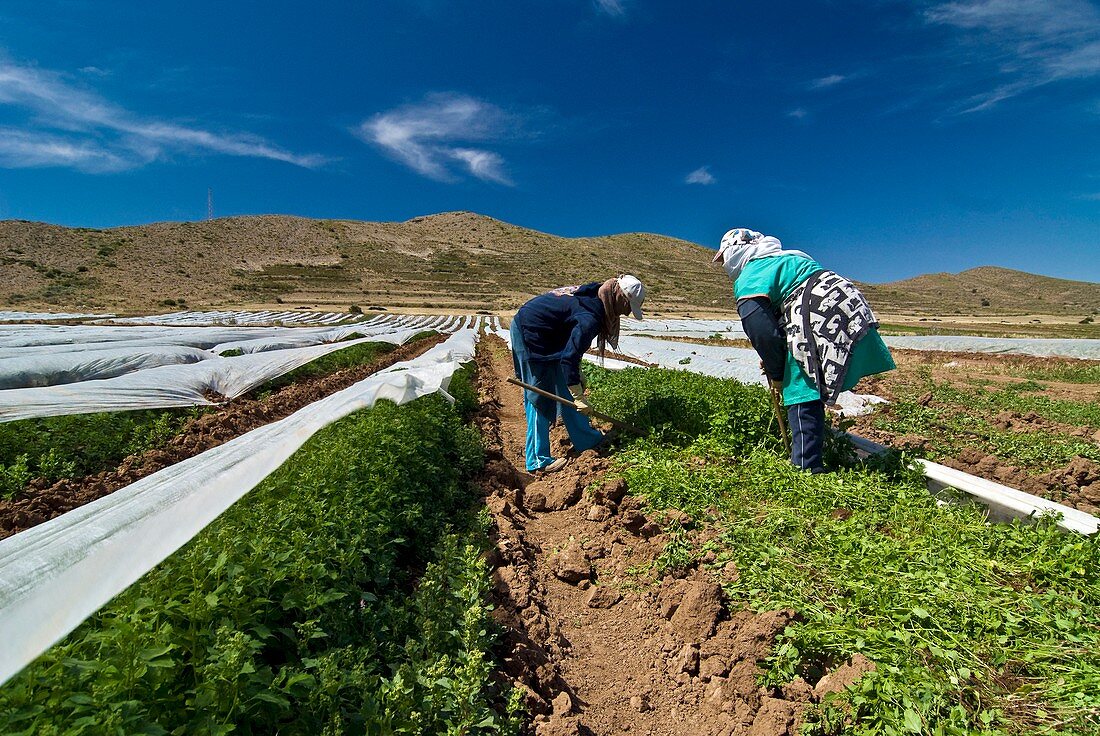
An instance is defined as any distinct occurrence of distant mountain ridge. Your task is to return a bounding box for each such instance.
[0,212,1096,317]
[856,266,1100,316]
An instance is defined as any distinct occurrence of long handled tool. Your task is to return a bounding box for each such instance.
[768,383,792,455]
[506,377,646,436]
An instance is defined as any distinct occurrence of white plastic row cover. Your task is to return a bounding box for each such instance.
[0,329,425,423]
[0,328,478,687]
[0,322,409,389]
[882,334,1100,361]
[844,433,1098,536]
[0,311,113,322]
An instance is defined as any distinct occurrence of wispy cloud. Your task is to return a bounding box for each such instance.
[684,166,716,185]
[810,74,846,90]
[1078,192,1100,201]
[593,0,626,17]
[925,0,1100,112]
[0,57,324,172]
[357,93,517,185]
[787,107,809,120]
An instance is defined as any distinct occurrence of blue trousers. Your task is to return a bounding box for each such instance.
[788,400,826,472]
[510,321,604,472]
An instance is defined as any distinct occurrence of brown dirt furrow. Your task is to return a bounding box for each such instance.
[0,333,446,539]
[475,335,867,736]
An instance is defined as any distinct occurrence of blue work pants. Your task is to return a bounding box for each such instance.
[510,321,604,471]
[788,400,826,473]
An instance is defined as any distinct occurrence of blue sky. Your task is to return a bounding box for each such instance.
[0,0,1098,283]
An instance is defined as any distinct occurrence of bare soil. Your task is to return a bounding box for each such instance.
[0,334,445,539]
[474,335,872,735]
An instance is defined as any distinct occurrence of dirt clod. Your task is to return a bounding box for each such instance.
[552,540,591,584]
[669,578,724,641]
[815,654,877,698]
[584,584,622,609]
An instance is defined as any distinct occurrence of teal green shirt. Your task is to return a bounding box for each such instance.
[734,255,896,406]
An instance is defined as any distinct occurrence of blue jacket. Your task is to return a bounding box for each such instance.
[514,283,604,386]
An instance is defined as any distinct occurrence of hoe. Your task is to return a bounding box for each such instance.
[506,377,646,436]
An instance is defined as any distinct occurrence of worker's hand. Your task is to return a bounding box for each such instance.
[768,378,784,393]
[568,383,585,400]
[573,396,594,416]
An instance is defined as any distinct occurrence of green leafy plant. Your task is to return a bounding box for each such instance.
[589,367,1100,735]
[0,369,517,734]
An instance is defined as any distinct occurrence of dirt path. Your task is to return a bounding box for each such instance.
[474,336,868,736]
[0,333,446,539]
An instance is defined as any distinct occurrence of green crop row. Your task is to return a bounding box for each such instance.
[247,331,437,400]
[0,338,411,501]
[998,362,1100,386]
[586,366,1100,735]
[0,365,521,735]
[0,408,203,500]
[869,372,1100,473]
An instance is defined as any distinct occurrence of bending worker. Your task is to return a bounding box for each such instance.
[510,275,646,473]
[713,228,894,472]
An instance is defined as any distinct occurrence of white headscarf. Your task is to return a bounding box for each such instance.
[712,228,812,281]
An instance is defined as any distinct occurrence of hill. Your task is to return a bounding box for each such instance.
[857,266,1100,317]
[1,213,1097,317]
[0,212,731,315]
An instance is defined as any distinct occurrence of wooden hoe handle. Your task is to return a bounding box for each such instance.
[506,377,646,436]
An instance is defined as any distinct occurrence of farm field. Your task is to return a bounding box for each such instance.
[0,333,445,537]
[850,349,1100,512]
[0,315,1097,735]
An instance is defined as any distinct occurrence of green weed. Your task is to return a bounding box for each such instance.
[589,368,1100,735]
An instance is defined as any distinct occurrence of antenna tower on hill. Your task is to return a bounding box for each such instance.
[207,188,214,221]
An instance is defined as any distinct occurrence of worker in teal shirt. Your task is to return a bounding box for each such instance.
[713,228,895,471]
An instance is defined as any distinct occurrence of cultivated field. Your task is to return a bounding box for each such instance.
[0,313,1096,735]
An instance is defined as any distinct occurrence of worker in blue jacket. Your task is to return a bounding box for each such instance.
[510,275,646,473]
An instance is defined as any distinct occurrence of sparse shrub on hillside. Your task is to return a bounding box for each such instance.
[348,304,362,314]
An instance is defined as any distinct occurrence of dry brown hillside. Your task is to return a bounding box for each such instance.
[2,213,1097,317]
[857,266,1100,316]
[0,212,731,314]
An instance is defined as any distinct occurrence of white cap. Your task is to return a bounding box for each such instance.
[617,274,646,319]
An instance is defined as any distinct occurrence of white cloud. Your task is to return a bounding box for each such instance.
[810,74,846,89]
[357,93,517,185]
[685,166,716,185]
[0,127,129,172]
[593,0,626,17]
[926,0,1100,111]
[1078,192,1100,201]
[787,107,809,119]
[0,57,324,172]
[449,148,512,185]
